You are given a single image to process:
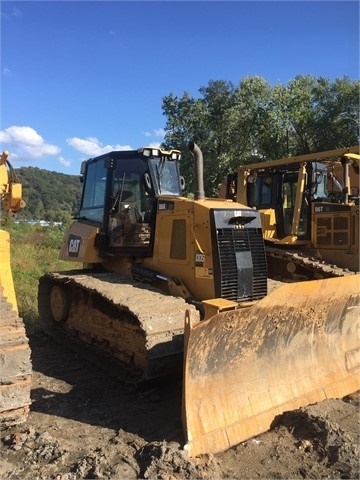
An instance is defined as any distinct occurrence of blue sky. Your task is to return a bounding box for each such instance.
[1,0,359,175]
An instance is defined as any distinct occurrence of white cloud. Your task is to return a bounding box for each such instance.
[22,143,61,158]
[1,126,43,146]
[145,128,165,138]
[59,156,71,168]
[0,125,61,159]
[67,136,131,156]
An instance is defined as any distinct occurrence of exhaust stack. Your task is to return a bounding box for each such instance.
[188,141,205,200]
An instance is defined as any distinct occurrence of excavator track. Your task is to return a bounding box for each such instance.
[265,245,356,281]
[0,292,32,429]
[38,270,199,385]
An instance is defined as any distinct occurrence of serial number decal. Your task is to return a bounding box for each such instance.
[313,204,351,213]
[67,234,81,257]
[158,201,175,211]
[195,250,205,267]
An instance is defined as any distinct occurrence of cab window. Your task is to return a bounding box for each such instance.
[79,159,107,223]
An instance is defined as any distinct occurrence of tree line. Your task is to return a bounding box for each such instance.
[161,74,359,196]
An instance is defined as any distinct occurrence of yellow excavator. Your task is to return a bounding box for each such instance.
[220,146,360,279]
[38,143,359,456]
[0,151,32,428]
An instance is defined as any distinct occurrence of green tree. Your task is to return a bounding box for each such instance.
[163,81,236,196]
[227,76,274,164]
[271,75,359,155]
[162,75,359,196]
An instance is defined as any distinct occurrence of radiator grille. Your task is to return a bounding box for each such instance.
[217,228,267,302]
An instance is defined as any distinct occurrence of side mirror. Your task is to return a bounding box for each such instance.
[144,172,152,192]
[180,176,185,191]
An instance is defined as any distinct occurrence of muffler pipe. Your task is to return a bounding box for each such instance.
[188,141,205,200]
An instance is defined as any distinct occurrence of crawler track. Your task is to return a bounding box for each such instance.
[0,292,32,429]
[38,271,199,384]
[265,245,356,280]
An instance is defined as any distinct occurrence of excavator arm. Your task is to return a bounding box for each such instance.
[0,150,32,427]
[0,150,25,214]
[0,151,26,310]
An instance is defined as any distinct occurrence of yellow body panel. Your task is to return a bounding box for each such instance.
[0,150,26,312]
[0,230,18,312]
[258,209,277,239]
[0,151,32,427]
[61,195,256,304]
[60,221,102,264]
[310,204,359,271]
[144,196,254,301]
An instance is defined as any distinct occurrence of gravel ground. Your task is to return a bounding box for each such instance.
[1,328,359,480]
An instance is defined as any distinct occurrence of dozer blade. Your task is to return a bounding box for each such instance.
[182,275,360,457]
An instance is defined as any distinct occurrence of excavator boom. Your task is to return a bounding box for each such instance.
[183,275,360,456]
[0,151,32,427]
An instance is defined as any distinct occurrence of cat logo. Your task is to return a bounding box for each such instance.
[68,234,81,257]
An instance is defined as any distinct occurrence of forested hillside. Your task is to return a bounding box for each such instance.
[14,167,83,223]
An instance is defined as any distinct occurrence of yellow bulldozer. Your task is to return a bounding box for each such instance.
[220,146,360,279]
[38,142,359,457]
[0,151,32,428]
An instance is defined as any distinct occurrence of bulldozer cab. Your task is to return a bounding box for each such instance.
[77,147,183,254]
[245,162,328,240]
[221,146,359,271]
[61,142,268,306]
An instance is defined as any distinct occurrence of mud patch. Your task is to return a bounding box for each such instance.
[0,332,359,480]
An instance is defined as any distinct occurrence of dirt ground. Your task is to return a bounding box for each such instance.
[0,327,359,480]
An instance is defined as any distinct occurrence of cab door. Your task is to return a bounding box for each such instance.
[277,170,310,240]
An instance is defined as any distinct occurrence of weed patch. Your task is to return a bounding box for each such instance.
[5,223,80,333]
